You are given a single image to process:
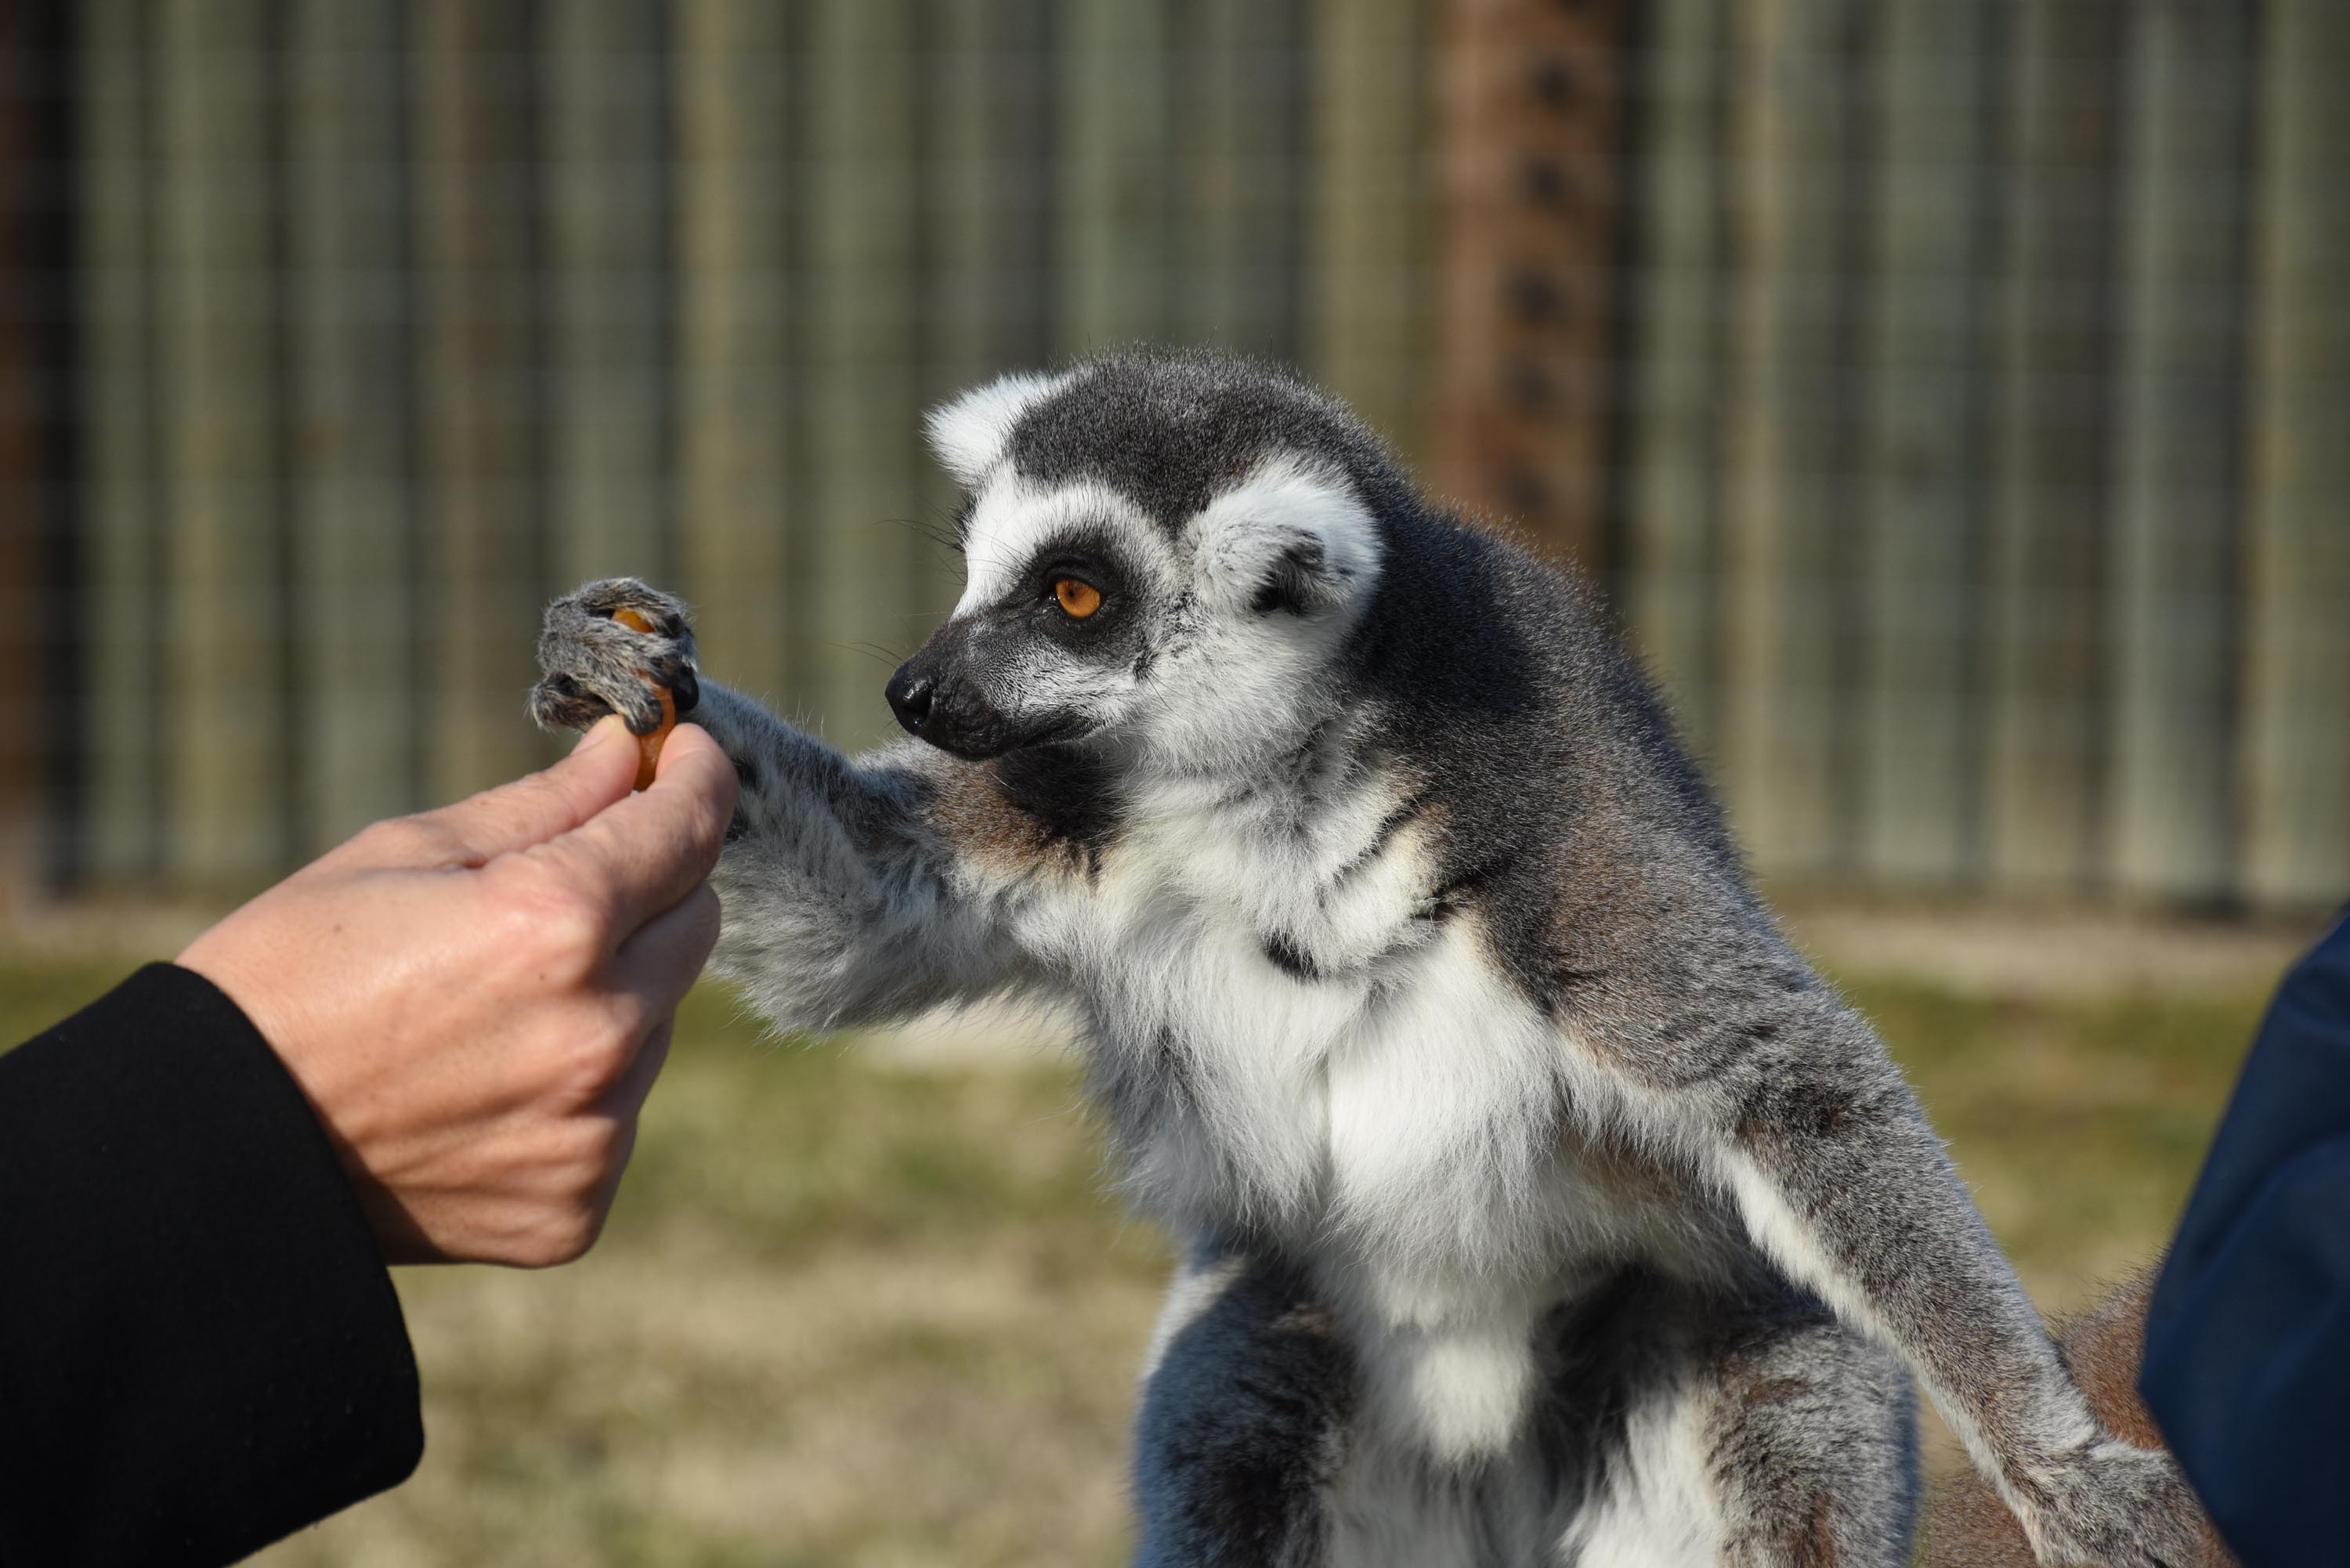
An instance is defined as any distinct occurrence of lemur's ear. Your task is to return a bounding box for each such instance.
[1189,456,1383,621]
[924,371,1069,487]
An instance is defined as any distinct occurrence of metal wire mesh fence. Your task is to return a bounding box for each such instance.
[0,0,2341,909]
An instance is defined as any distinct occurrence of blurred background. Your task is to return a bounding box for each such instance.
[0,0,2342,1563]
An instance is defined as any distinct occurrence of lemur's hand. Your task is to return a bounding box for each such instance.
[2009,1438,2201,1568]
[533,577,700,738]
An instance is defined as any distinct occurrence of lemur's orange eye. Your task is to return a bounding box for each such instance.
[1054,577,1103,619]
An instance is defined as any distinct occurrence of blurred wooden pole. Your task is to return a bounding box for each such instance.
[1623,0,1727,760]
[1856,0,1995,887]
[0,0,74,898]
[1983,0,2125,897]
[76,0,161,885]
[803,0,918,750]
[1430,0,1629,573]
[677,0,792,703]
[548,0,671,590]
[1175,0,1303,361]
[156,0,289,884]
[289,0,417,851]
[2109,0,2253,901]
[1057,0,1173,354]
[1717,0,1869,880]
[2240,0,2350,907]
[1305,0,1428,461]
[413,0,543,801]
[921,0,1053,616]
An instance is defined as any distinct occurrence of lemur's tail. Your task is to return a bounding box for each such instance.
[1918,1268,2238,1568]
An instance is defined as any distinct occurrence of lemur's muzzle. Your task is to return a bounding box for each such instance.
[887,623,1047,761]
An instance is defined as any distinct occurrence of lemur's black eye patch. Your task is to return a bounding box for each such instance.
[1009,527,1130,613]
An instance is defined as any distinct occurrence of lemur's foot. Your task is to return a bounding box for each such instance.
[531,577,700,738]
[2011,1440,2201,1568]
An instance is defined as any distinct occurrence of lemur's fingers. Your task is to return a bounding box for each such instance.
[530,580,700,784]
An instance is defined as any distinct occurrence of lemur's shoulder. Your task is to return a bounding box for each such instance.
[1355,504,1765,1024]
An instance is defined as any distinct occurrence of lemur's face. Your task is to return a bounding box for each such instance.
[887,360,1386,768]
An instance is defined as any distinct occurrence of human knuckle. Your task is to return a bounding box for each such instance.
[562,1023,636,1103]
[576,1114,628,1172]
[525,1213,600,1268]
[589,978,650,1044]
[494,861,613,970]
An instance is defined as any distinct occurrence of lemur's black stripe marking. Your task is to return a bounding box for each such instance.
[1325,789,1434,894]
[992,742,1122,868]
[1535,966,1606,1019]
[1421,858,1511,923]
[1260,932,1322,983]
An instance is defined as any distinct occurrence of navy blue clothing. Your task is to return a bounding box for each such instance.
[2144,910,2350,1568]
[0,964,422,1566]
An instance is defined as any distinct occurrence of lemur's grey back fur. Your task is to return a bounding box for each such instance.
[533,349,2199,1567]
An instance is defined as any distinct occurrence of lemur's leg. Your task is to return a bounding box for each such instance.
[1562,939,2198,1568]
[1695,1303,1919,1568]
[530,578,1021,1031]
[1131,1249,1355,1568]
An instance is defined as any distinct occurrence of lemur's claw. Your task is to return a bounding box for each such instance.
[2012,1440,2204,1568]
[530,576,699,739]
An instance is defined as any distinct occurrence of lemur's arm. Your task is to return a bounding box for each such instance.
[1562,883,2197,1568]
[530,580,1025,1032]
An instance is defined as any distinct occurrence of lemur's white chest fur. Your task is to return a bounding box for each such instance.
[1006,757,1721,1463]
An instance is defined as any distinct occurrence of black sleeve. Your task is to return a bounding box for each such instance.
[0,963,423,1566]
[2141,909,2350,1568]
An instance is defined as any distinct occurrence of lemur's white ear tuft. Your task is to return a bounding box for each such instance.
[924,371,1070,486]
[1188,455,1384,620]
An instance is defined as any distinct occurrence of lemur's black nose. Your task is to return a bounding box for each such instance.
[886,663,935,733]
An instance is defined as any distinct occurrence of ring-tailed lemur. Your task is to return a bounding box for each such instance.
[533,349,2196,1567]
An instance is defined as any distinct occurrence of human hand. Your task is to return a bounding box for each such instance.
[176,717,738,1266]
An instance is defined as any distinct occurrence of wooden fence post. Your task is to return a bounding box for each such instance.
[75,0,161,885]
[2109,0,2254,901]
[412,0,544,803]
[1430,0,1629,572]
[920,0,1054,618]
[1305,0,1429,461]
[1716,0,1870,880]
[1623,0,1727,760]
[802,0,919,750]
[156,0,289,884]
[1983,0,2126,897]
[288,0,417,852]
[676,0,793,704]
[1174,0,1304,361]
[1057,0,1174,354]
[547,0,671,591]
[0,0,74,898]
[1856,0,1997,887]
[2240,0,2350,906]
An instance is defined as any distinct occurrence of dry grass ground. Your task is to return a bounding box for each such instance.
[0,902,2323,1566]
